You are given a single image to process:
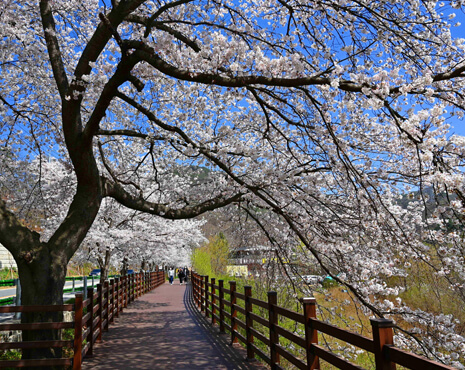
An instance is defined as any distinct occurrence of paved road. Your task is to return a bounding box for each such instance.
[82,282,265,370]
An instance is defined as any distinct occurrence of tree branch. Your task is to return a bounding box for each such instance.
[39,0,69,101]
[101,176,244,219]
[144,0,195,38]
[0,198,41,259]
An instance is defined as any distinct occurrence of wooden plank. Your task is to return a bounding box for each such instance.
[251,344,271,365]
[313,344,365,370]
[274,305,305,324]
[276,344,306,370]
[310,318,374,352]
[0,340,73,350]
[0,358,73,367]
[82,341,90,358]
[250,327,270,346]
[92,315,100,329]
[234,305,246,315]
[0,304,74,313]
[250,312,269,328]
[249,297,268,309]
[82,312,91,324]
[223,300,232,307]
[0,322,74,331]
[275,325,306,348]
[386,345,457,370]
[236,318,246,330]
[235,292,245,300]
[82,327,90,340]
[92,327,100,343]
[235,331,247,344]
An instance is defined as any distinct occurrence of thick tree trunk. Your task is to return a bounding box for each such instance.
[120,256,128,276]
[98,247,111,285]
[17,245,68,369]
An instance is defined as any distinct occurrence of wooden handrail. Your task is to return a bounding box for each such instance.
[191,271,456,370]
[0,270,165,370]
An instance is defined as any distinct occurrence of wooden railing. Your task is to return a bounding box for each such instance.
[0,270,165,369]
[191,272,456,370]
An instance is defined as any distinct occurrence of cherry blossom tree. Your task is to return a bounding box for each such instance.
[73,197,206,282]
[1,0,465,364]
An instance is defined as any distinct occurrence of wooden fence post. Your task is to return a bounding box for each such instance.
[145,271,148,293]
[130,274,134,303]
[245,285,254,360]
[200,275,205,313]
[86,287,94,357]
[219,280,225,333]
[196,273,201,309]
[114,277,120,318]
[97,283,103,342]
[136,273,140,298]
[193,273,198,305]
[268,291,279,368]
[73,293,83,370]
[120,276,124,310]
[371,318,396,370]
[124,276,128,308]
[204,275,209,318]
[302,297,319,369]
[104,281,109,332]
[127,274,131,304]
[211,278,216,325]
[230,281,238,344]
[134,273,137,299]
[109,279,115,324]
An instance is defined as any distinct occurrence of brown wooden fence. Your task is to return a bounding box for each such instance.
[0,270,165,369]
[191,272,457,370]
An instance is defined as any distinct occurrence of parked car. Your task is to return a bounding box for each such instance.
[127,269,134,275]
[89,269,101,276]
[302,275,323,285]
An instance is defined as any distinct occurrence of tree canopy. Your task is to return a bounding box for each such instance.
[1,0,465,364]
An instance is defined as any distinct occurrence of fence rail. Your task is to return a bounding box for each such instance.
[191,272,456,370]
[0,270,165,369]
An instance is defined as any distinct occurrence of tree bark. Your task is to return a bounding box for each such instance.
[17,245,67,369]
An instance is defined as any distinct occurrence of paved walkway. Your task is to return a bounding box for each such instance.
[82,282,265,370]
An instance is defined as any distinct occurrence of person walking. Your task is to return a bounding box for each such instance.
[168,267,174,285]
[178,267,185,285]
[183,266,189,283]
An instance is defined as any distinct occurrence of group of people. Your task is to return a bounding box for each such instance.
[168,266,189,285]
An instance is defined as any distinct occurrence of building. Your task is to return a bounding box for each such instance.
[0,244,17,269]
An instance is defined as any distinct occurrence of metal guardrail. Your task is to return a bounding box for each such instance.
[0,279,15,287]
[0,276,104,306]
[0,297,14,306]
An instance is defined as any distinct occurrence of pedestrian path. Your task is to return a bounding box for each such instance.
[82,281,264,370]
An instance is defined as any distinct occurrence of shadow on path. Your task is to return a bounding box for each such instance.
[82,282,264,370]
